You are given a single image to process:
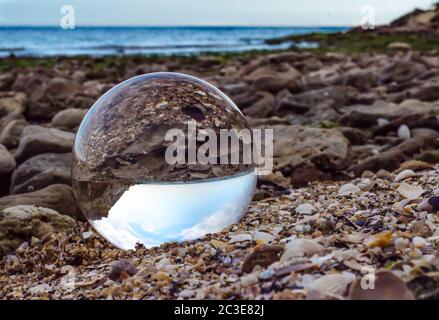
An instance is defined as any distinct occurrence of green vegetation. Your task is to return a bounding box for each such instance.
[266,31,439,54]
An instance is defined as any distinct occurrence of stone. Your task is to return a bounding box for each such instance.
[241,245,283,274]
[394,169,416,182]
[339,100,434,128]
[51,108,88,130]
[270,125,350,172]
[246,63,301,94]
[0,184,81,220]
[0,119,28,148]
[338,183,361,196]
[14,125,75,163]
[387,42,412,50]
[290,163,331,188]
[0,92,26,116]
[108,259,138,281]
[0,73,15,91]
[0,144,16,177]
[276,86,358,115]
[351,128,439,175]
[0,205,76,256]
[0,144,16,196]
[295,203,315,215]
[399,159,433,172]
[10,153,72,194]
[242,91,275,118]
[397,124,411,140]
[398,182,424,200]
[379,60,426,84]
[336,126,370,145]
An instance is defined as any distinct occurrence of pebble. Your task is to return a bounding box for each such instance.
[397,124,411,140]
[397,182,424,200]
[179,289,195,298]
[412,236,428,248]
[394,169,416,182]
[295,203,315,215]
[240,273,259,287]
[394,237,409,251]
[228,233,252,244]
[338,183,361,196]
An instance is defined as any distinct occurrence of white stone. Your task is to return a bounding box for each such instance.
[295,203,315,215]
[377,118,390,127]
[228,233,253,244]
[394,169,416,182]
[240,273,259,287]
[397,124,411,140]
[338,183,361,196]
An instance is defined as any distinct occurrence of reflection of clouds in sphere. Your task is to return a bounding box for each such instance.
[72,73,256,250]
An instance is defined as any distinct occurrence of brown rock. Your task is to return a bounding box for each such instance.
[0,119,28,148]
[10,153,72,195]
[0,92,26,116]
[290,163,331,188]
[241,245,283,274]
[51,108,88,130]
[0,184,81,220]
[351,128,439,175]
[0,205,76,256]
[14,125,75,163]
[108,259,138,281]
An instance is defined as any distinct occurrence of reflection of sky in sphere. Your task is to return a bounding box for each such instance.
[91,170,256,250]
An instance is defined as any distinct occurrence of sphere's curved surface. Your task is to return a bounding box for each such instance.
[72,72,256,250]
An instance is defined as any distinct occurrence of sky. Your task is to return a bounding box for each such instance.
[0,0,436,27]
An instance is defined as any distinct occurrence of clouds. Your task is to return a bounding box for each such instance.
[0,0,435,26]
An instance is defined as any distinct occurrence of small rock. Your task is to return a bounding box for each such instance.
[0,205,76,256]
[412,236,428,248]
[108,259,138,281]
[295,203,315,215]
[14,125,75,163]
[0,144,16,176]
[241,245,283,273]
[51,108,88,130]
[399,160,433,172]
[240,273,259,287]
[394,237,410,251]
[397,125,411,140]
[228,233,252,244]
[428,196,439,211]
[394,169,416,182]
[179,289,195,298]
[0,119,28,148]
[338,183,361,196]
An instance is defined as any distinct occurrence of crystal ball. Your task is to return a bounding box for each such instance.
[72,72,256,250]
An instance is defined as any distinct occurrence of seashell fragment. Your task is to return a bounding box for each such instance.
[397,182,424,200]
[280,238,324,262]
[394,169,416,182]
[309,273,356,298]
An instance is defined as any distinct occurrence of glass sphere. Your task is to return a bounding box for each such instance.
[72,72,256,250]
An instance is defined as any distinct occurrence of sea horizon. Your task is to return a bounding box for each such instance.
[0,26,349,57]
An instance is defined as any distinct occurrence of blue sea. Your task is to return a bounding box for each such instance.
[0,26,347,57]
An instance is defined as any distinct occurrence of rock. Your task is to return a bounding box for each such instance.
[222,82,248,96]
[339,100,434,128]
[108,259,138,281]
[242,91,275,118]
[379,60,426,84]
[246,63,301,94]
[241,245,283,274]
[270,125,350,172]
[290,163,331,188]
[399,159,433,172]
[276,95,310,115]
[398,182,424,200]
[412,236,428,248]
[10,153,72,194]
[0,119,28,148]
[228,233,253,244]
[337,69,378,92]
[405,83,439,102]
[0,184,81,220]
[0,205,76,256]
[14,125,75,163]
[295,203,315,215]
[277,86,358,116]
[0,92,26,116]
[387,41,412,50]
[351,128,439,175]
[338,183,360,196]
[397,124,411,140]
[51,108,88,130]
[0,144,16,177]
[0,144,16,196]
[349,271,414,300]
[240,274,259,287]
[0,73,15,91]
[336,127,370,145]
[394,169,416,182]
[0,112,24,134]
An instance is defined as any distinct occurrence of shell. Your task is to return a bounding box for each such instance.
[309,273,355,298]
[280,238,324,262]
[397,182,424,200]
